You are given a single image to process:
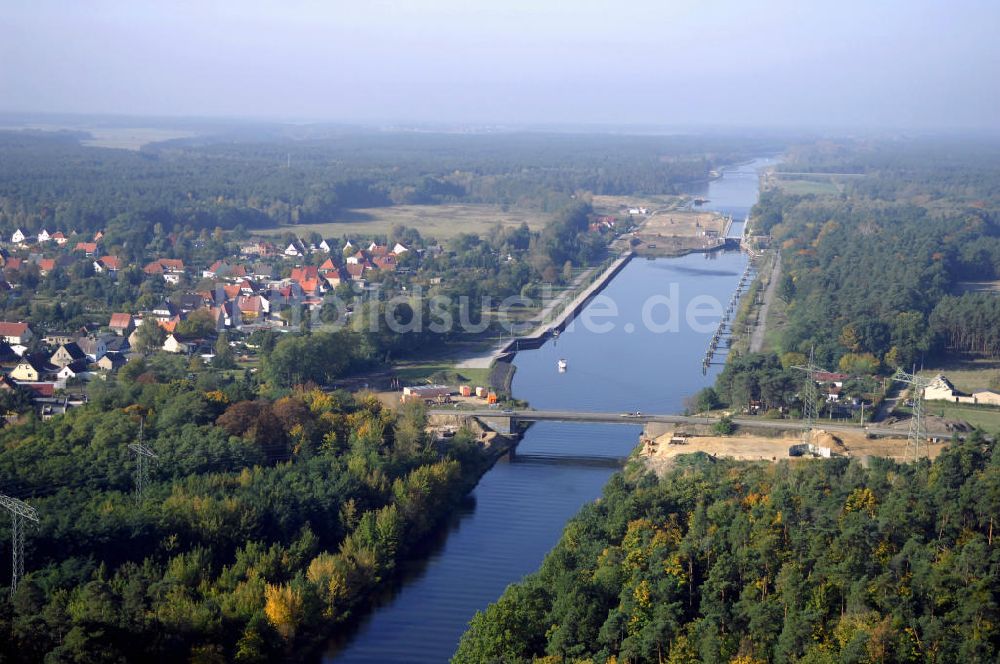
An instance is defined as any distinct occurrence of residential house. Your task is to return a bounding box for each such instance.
[50,342,87,368]
[284,242,304,257]
[144,258,185,284]
[237,295,268,321]
[4,257,23,273]
[373,254,397,272]
[74,242,98,256]
[203,260,248,281]
[162,334,190,354]
[813,372,850,388]
[241,241,276,257]
[345,263,367,282]
[97,353,127,373]
[0,321,33,345]
[76,335,109,362]
[924,373,1000,406]
[392,242,409,255]
[251,263,275,280]
[37,229,51,243]
[51,232,68,246]
[151,301,177,322]
[108,313,134,336]
[42,331,78,347]
[323,270,344,288]
[319,239,332,253]
[158,316,181,335]
[924,374,964,402]
[10,356,53,382]
[203,260,228,279]
[10,229,26,245]
[104,336,129,354]
[56,360,90,382]
[972,390,1000,406]
[37,258,57,276]
[93,255,122,275]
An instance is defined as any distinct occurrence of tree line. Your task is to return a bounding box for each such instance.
[0,130,778,235]
[454,437,1000,663]
[0,364,492,662]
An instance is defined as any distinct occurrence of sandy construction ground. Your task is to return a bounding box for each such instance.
[641,427,948,476]
[639,210,726,237]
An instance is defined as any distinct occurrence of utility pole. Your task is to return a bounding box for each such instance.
[1,493,38,598]
[891,367,932,461]
[792,347,827,444]
[128,419,158,503]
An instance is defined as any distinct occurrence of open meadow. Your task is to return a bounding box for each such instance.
[256,204,548,241]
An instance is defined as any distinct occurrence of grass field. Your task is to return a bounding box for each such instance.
[590,194,680,216]
[771,178,841,196]
[392,362,490,387]
[256,204,548,241]
[923,401,1000,432]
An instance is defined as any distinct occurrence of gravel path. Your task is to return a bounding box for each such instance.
[750,252,781,353]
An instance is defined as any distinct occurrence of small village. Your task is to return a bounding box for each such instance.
[0,225,422,418]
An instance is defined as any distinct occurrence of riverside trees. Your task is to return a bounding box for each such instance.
[454,438,1000,663]
[0,370,488,662]
[714,138,1000,411]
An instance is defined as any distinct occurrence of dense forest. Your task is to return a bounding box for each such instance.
[0,129,779,235]
[0,356,492,662]
[454,438,1000,663]
[711,139,1000,411]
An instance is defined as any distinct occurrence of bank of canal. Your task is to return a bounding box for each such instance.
[323,158,768,663]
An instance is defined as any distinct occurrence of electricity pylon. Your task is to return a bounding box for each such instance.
[792,348,827,444]
[892,367,932,461]
[128,419,157,503]
[1,493,38,598]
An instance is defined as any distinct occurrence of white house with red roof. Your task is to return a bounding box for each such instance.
[0,321,33,345]
[94,255,123,275]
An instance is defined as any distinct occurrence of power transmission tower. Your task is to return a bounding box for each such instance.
[1,493,38,598]
[792,348,827,443]
[128,419,157,503]
[892,367,932,461]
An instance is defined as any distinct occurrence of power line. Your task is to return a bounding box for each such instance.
[791,347,828,444]
[128,419,158,503]
[0,493,38,598]
[891,367,932,461]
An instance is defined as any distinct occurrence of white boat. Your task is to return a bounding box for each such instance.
[557,358,567,371]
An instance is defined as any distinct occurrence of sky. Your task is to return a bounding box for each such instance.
[2,0,999,130]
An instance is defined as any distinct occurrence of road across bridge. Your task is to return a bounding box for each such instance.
[428,408,956,440]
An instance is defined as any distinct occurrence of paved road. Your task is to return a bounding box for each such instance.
[429,408,954,440]
[750,252,781,353]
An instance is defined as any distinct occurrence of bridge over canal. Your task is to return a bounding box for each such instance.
[427,408,954,440]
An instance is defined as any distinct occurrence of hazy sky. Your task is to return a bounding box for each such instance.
[3,0,999,130]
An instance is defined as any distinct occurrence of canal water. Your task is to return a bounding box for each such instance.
[323,158,767,664]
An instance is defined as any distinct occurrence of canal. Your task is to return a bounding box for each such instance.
[323,157,769,663]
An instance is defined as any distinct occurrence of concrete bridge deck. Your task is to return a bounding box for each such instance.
[428,408,955,440]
